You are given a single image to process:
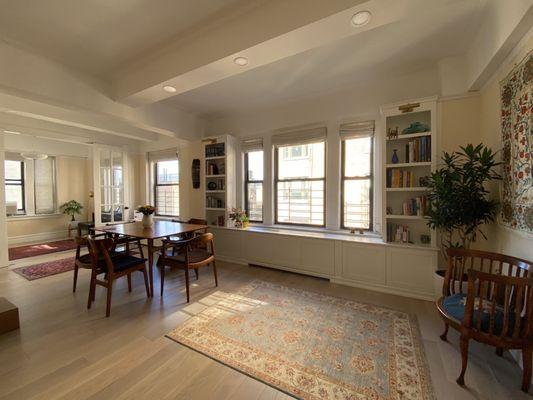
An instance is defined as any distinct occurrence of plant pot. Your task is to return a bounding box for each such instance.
[242,220,249,229]
[433,269,471,300]
[142,214,154,228]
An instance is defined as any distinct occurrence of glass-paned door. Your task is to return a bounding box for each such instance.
[97,149,126,223]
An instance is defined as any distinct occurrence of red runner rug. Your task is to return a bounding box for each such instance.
[9,239,77,260]
[12,257,74,281]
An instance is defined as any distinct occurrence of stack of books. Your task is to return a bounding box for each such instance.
[387,169,415,188]
[405,136,431,163]
[402,196,427,216]
[387,223,411,244]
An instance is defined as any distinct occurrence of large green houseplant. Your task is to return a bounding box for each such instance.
[426,143,501,261]
[59,200,83,222]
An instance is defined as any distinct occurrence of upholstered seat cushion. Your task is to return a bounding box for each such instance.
[78,254,147,272]
[442,293,517,336]
[166,249,213,264]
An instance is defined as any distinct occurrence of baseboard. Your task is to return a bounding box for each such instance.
[8,231,69,246]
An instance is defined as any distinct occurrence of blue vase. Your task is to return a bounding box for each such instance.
[392,149,399,164]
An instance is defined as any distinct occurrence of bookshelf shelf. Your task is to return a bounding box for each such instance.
[386,162,432,168]
[386,187,429,192]
[386,132,432,141]
[205,174,225,178]
[385,215,427,220]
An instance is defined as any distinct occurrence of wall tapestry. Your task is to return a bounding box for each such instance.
[500,50,532,233]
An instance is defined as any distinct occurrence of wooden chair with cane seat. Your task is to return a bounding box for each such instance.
[436,248,533,392]
[86,236,150,317]
[158,232,217,301]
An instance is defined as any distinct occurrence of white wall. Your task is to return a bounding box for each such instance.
[0,133,8,266]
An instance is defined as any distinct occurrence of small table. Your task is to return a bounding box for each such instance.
[95,221,208,297]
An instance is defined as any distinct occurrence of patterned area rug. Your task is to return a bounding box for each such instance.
[167,280,434,400]
[12,257,74,281]
[9,239,77,260]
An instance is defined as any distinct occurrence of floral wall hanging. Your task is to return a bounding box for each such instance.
[500,50,532,233]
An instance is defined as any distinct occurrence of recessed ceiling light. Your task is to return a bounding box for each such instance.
[3,130,21,135]
[163,85,177,93]
[351,10,371,27]
[233,57,249,66]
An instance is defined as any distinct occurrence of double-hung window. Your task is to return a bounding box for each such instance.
[154,160,180,217]
[4,160,25,213]
[273,127,326,226]
[244,150,263,222]
[340,121,374,230]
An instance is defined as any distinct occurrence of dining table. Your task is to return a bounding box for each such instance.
[95,220,209,297]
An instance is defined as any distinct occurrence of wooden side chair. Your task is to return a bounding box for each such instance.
[158,232,217,301]
[86,236,150,317]
[73,224,106,292]
[436,248,533,392]
[105,221,144,258]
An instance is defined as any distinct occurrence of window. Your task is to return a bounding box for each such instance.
[155,160,179,216]
[275,141,325,226]
[5,160,25,212]
[34,158,56,214]
[342,136,373,230]
[244,150,263,222]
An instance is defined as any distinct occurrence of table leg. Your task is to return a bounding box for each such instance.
[148,238,154,297]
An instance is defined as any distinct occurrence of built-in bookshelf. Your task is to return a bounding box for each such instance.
[203,135,237,227]
[381,97,437,247]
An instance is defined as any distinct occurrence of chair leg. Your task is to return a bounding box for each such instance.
[127,273,132,292]
[142,267,150,298]
[212,260,218,287]
[137,240,144,258]
[106,280,113,318]
[496,347,503,357]
[160,266,165,296]
[184,268,190,303]
[440,322,449,341]
[73,264,79,292]
[194,268,199,280]
[87,270,96,309]
[522,346,532,392]
[457,334,469,386]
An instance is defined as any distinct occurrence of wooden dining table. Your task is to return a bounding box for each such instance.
[95,220,208,297]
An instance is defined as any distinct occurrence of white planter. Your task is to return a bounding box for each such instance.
[434,269,472,300]
[142,214,154,228]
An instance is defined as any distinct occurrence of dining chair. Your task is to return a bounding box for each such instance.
[73,224,106,292]
[105,221,145,258]
[436,248,533,392]
[158,232,217,301]
[86,236,150,317]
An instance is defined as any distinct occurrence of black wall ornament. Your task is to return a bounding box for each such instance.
[192,159,200,189]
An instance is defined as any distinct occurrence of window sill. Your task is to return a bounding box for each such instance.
[7,213,63,221]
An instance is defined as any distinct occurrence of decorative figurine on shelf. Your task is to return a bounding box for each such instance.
[137,205,156,228]
[391,149,399,164]
[401,122,430,135]
[207,181,217,190]
[420,234,431,244]
[387,126,399,139]
[419,176,429,187]
[386,206,393,215]
[229,207,247,228]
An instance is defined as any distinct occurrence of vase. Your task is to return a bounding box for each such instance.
[234,220,243,228]
[392,149,399,164]
[142,214,154,228]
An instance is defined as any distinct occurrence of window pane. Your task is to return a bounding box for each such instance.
[5,160,22,180]
[156,184,179,216]
[157,160,179,184]
[112,152,123,186]
[247,182,263,221]
[344,137,371,177]
[35,157,56,214]
[5,185,23,210]
[344,179,371,229]
[277,180,324,225]
[247,151,263,181]
[278,142,325,179]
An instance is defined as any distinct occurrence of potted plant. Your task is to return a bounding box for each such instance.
[242,215,250,229]
[137,205,156,228]
[229,208,246,228]
[59,200,83,227]
[426,143,501,297]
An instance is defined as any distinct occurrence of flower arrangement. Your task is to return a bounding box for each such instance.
[229,207,247,228]
[137,205,156,215]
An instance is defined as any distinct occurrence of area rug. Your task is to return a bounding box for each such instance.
[166,280,434,400]
[9,239,77,260]
[12,257,74,281]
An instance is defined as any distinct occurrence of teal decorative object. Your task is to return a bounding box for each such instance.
[402,122,430,134]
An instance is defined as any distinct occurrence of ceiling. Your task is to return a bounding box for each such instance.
[162,0,486,116]
[0,0,245,79]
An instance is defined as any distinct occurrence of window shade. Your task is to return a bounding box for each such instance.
[241,137,263,152]
[339,120,375,140]
[148,148,178,163]
[271,126,327,147]
[34,157,56,214]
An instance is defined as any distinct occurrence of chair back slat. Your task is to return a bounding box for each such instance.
[501,284,512,338]
[513,285,525,340]
[87,236,115,274]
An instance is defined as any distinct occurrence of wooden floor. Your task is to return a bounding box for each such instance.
[0,248,530,400]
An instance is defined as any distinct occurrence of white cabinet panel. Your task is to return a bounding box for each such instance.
[386,247,436,295]
[300,238,335,275]
[340,242,386,284]
[211,228,243,260]
[244,232,274,265]
[268,234,301,268]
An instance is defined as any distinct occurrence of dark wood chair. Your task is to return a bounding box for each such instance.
[436,248,533,392]
[86,236,150,317]
[73,224,106,292]
[158,232,217,301]
[105,222,144,258]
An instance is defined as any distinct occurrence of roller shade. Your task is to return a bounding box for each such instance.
[241,137,263,153]
[272,126,326,147]
[148,148,178,163]
[339,120,374,140]
[34,157,56,214]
